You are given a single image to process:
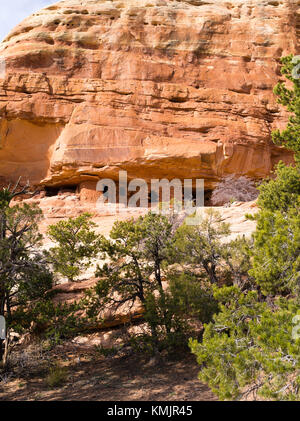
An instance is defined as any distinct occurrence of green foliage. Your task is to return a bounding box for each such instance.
[249,167,300,298]
[0,184,54,365]
[95,212,174,308]
[221,236,253,289]
[47,213,100,282]
[0,188,14,208]
[249,206,300,295]
[46,365,68,388]
[256,163,300,213]
[0,201,50,320]
[272,55,300,164]
[173,209,231,284]
[12,298,88,345]
[0,202,43,256]
[168,273,218,324]
[94,345,118,358]
[190,286,300,401]
[190,59,300,399]
[127,274,218,356]
[173,210,252,288]
[29,300,86,344]
[94,211,202,353]
[248,56,300,296]
[143,290,188,352]
[127,336,149,355]
[13,267,53,310]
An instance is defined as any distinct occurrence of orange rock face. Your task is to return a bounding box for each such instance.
[0,0,298,190]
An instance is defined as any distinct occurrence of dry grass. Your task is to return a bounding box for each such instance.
[46,365,68,389]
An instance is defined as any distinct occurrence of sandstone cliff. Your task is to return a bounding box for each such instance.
[0,0,298,191]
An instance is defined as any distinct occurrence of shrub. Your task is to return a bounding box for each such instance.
[128,274,218,356]
[222,236,254,289]
[143,290,189,354]
[46,365,68,388]
[173,209,231,284]
[168,273,218,324]
[190,56,300,400]
[257,163,300,213]
[94,345,118,358]
[39,301,87,344]
[190,286,300,401]
[94,212,179,349]
[247,56,300,296]
[272,54,300,165]
[249,206,300,295]
[47,213,100,282]
[14,300,88,346]
[0,181,53,366]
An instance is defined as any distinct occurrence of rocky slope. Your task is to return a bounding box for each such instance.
[0,0,298,193]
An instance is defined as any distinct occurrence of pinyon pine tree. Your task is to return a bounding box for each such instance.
[272,55,300,165]
[190,55,300,401]
[0,181,52,366]
[47,213,100,282]
[190,286,300,401]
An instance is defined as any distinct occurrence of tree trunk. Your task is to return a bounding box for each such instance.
[154,261,171,334]
[204,263,219,284]
[0,294,5,365]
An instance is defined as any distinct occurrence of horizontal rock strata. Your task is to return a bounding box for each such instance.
[0,0,298,191]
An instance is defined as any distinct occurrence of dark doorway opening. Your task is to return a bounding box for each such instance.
[44,186,60,197]
[45,185,78,197]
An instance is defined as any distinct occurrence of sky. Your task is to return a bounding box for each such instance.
[0,0,58,41]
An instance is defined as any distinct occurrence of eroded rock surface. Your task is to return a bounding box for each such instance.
[0,0,298,190]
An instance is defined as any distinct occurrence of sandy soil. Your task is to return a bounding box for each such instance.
[0,344,217,401]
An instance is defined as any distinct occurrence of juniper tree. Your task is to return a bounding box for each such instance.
[190,56,300,400]
[93,212,180,345]
[0,181,52,365]
[222,236,253,289]
[247,166,299,297]
[47,213,100,282]
[249,206,299,296]
[272,54,300,165]
[173,209,230,284]
[190,286,300,401]
[248,55,300,296]
[256,163,300,213]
